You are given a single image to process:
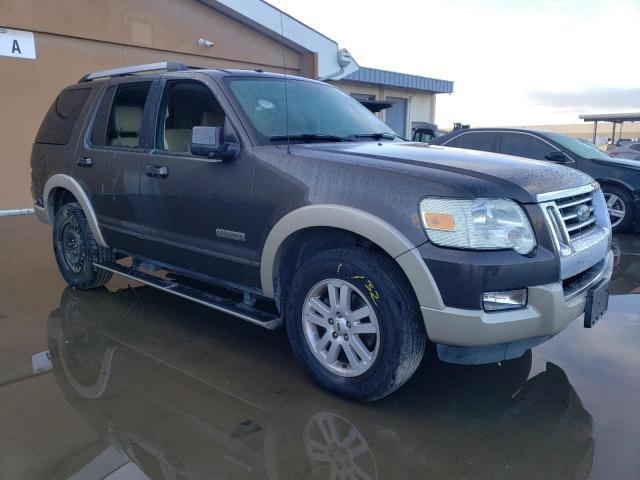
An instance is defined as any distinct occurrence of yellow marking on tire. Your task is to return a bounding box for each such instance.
[364,280,379,306]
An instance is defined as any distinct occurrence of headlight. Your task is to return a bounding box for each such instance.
[419,198,536,254]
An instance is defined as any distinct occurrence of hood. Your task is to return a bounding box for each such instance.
[592,156,640,171]
[298,141,594,203]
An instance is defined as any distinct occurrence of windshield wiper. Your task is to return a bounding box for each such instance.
[353,132,398,140]
[269,134,353,143]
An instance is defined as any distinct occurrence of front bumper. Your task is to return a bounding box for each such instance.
[421,250,613,350]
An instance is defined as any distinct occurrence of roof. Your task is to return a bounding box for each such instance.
[341,67,453,94]
[76,61,331,86]
[579,112,640,123]
[432,127,569,144]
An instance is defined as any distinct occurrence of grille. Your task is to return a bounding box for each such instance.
[554,192,597,240]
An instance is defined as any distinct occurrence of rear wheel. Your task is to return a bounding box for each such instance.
[53,202,114,289]
[285,247,426,401]
[602,185,634,233]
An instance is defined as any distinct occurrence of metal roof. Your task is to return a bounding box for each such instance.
[341,67,453,94]
[579,112,640,123]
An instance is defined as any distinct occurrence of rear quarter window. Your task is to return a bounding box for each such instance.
[35,88,91,145]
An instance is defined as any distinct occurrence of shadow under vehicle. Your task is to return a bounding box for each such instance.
[48,286,595,480]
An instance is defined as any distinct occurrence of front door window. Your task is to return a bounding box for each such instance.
[156,81,225,154]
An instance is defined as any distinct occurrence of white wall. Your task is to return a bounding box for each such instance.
[332,80,435,136]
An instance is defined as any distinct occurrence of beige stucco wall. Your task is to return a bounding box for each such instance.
[0,0,313,208]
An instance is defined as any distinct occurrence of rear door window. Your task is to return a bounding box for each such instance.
[449,132,498,152]
[89,85,116,147]
[102,82,152,149]
[35,88,92,145]
[500,132,552,160]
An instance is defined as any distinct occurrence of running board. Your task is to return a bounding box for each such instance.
[94,263,282,330]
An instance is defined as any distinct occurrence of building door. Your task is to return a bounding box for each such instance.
[384,96,407,137]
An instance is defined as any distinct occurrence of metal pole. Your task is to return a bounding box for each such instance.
[592,121,598,143]
[619,122,624,141]
[612,123,617,144]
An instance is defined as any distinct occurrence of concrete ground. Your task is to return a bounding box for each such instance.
[1,215,639,480]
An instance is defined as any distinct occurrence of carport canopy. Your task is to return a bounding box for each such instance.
[579,112,640,143]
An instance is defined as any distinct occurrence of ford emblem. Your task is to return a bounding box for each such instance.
[576,204,591,222]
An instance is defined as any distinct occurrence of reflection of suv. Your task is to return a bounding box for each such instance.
[432,128,640,232]
[31,62,613,401]
[48,286,594,480]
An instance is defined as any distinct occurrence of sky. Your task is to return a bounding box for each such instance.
[278,0,640,128]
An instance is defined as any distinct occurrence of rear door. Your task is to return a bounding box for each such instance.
[74,79,155,253]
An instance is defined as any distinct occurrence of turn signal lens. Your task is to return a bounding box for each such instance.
[423,212,456,231]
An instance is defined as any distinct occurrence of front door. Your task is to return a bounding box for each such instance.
[139,78,258,287]
[74,80,154,253]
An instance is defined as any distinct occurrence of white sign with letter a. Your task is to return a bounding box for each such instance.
[0,27,36,59]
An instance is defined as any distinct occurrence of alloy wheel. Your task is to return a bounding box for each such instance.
[302,279,380,377]
[604,192,626,228]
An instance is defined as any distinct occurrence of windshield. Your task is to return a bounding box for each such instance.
[227,77,397,143]
[544,132,610,160]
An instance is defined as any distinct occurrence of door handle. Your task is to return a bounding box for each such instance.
[146,165,169,178]
[76,156,93,167]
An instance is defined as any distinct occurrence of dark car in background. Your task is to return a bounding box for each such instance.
[432,128,640,232]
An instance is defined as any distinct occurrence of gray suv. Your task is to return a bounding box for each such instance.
[31,62,613,400]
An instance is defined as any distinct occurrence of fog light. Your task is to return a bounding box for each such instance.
[483,289,527,311]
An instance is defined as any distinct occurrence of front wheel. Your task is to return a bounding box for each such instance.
[602,185,634,233]
[285,247,426,401]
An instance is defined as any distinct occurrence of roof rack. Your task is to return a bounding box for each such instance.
[78,61,198,83]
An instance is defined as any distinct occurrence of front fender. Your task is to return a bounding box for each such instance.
[260,204,445,310]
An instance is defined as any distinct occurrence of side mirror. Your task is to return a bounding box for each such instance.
[545,150,571,163]
[191,126,239,160]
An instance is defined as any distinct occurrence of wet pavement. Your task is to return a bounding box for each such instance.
[1,215,639,480]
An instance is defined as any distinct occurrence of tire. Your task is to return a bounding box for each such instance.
[285,247,426,401]
[602,185,634,233]
[53,202,115,289]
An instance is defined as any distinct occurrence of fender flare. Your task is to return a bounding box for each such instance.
[597,177,637,196]
[42,174,108,247]
[260,204,444,310]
